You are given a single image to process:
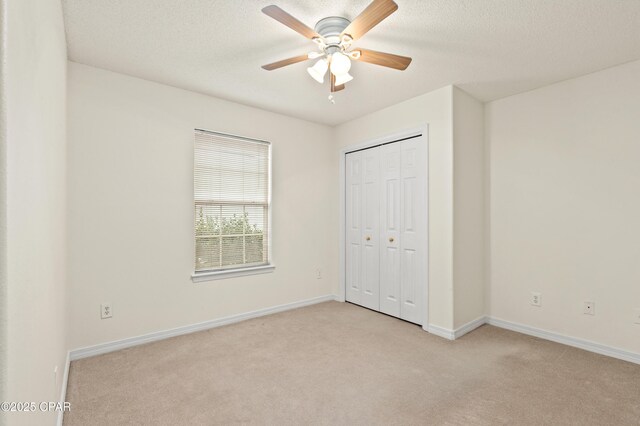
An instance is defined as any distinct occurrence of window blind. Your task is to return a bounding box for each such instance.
[194,129,270,272]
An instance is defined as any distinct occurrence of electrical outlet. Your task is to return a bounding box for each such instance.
[583,301,595,315]
[530,292,541,307]
[316,269,322,279]
[634,309,640,325]
[101,303,113,319]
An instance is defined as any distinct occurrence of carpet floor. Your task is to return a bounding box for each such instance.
[64,301,640,425]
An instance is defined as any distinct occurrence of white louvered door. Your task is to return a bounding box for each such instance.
[345,135,426,325]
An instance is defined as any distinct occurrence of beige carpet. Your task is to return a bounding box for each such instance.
[64,301,640,425]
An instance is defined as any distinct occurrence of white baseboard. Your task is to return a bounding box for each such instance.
[454,316,488,339]
[426,324,455,340]
[57,351,70,426]
[70,294,339,361]
[67,296,639,369]
[427,315,488,341]
[487,317,640,365]
[426,315,639,365]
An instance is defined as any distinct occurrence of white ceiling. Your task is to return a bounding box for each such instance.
[62,0,640,126]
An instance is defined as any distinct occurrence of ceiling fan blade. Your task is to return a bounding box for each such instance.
[355,48,412,70]
[261,54,310,71]
[262,5,320,40]
[330,74,345,92]
[341,0,398,41]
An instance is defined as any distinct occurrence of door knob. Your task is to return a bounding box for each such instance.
[365,236,371,241]
[389,237,395,243]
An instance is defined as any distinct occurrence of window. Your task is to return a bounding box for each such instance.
[193,129,271,280]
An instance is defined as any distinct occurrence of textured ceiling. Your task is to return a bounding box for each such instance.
[62,0,640,126]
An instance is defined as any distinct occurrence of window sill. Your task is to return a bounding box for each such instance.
[191,264,275,283]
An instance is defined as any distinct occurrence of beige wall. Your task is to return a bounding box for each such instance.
[334,86,455,330]
[452,87,485,328]
[2,0,68,424]
[67,63,338,350]
[486,59,640,353]
[0,0,7,405]
[6,11,637,405]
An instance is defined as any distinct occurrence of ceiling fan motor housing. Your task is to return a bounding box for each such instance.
[315,16,351,49]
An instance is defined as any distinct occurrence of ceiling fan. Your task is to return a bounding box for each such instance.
[261,0,412,101]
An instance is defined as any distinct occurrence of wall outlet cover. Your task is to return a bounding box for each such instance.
[634,308,640,325]
[530,292,541,307]
[101,303,113,319]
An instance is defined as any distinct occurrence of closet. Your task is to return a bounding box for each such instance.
[345,134,427,325]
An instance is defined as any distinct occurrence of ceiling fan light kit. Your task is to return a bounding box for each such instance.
[329,52,351,75]
[334,72,353,86]
[307,58,329,83]
[261,0,412,102]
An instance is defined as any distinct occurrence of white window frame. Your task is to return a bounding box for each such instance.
[191,129,274,283]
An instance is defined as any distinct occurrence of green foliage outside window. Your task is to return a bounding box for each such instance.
[195,207,264,270]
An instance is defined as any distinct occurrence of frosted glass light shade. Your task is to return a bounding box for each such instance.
[307,58,328,84]
[330,52,351,76]
[334,72,353,86]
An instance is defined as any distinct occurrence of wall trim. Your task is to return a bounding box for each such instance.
[454,315,488,339]
[426,316,640,365]
[426,323,455,340]
[70,294,339,361]
[487,317,640,365]
[191,264,275,283]
[56,351,70,426]
[427,315,488,341]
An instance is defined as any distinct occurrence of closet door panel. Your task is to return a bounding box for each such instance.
[345,135,426,325]
[399,137,426,324]
[379,143,401,317]
[345,151,363,305]
[360,147,380,310]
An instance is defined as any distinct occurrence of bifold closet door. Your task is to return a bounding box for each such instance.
[379,138,425,324]
[345,136,425,324]
[345,151,363,306]
[397,137,425,324]
[345,148,380,311]
[379,142,401,317]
